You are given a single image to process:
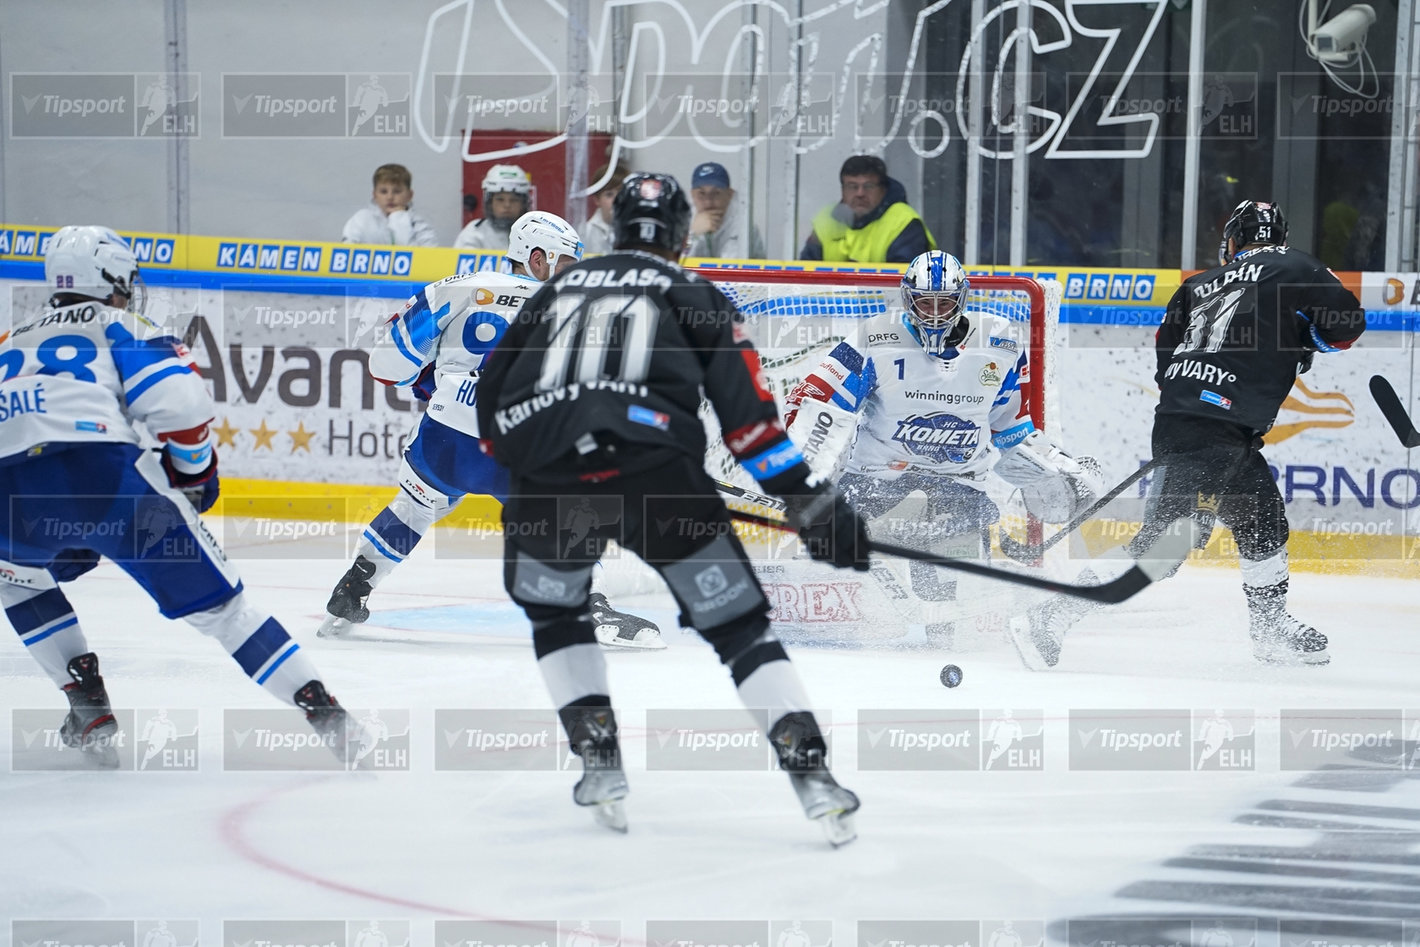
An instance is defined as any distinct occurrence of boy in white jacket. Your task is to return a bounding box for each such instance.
[342,163,440,246]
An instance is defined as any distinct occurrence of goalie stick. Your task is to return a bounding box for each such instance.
[715,479,1192,604]
[1369,375,1420,448]
[998,459,1161,563]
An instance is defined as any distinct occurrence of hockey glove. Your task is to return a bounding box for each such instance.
[994,430,1103,524]
[160,451,220,513]
[779,481,871,572]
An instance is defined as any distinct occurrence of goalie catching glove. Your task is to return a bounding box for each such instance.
[993,429,1102,524]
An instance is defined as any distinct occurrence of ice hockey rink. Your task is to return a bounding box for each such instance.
[2,520,1416,940]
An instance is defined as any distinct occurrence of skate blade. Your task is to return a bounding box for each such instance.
[1008,617,1055,671]
[316,615,354,639]
[594,625,668,651]
[77,735,120,769]
[816,809,857,847]
[592,800,628,833]
[1252,644,1331,667]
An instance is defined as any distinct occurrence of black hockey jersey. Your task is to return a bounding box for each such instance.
[1155,246,1365,435]
[476,250,807,484]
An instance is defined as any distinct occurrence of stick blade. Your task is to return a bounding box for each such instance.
[1370,375,1420,448]
[1083,518,1198,605]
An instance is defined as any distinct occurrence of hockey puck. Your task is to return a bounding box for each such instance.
[940,664,963,688]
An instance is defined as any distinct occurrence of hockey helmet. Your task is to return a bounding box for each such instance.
[1219,199,1288,264]
[612,172,691,255]
[507,211,584,276]
[44,225,146,312]
[900,250,969,356]
[482,164,533,227]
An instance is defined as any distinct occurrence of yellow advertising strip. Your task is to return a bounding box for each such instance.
[214,478,1417,579]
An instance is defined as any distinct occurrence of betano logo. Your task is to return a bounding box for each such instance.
[1263,377,1355,444]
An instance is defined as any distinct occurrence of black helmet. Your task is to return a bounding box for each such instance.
[612,172,690,254]
[1219,199,1288,264]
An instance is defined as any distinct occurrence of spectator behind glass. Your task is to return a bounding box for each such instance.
[799,155,934,264]
[454,164,533,252]
[684,162,764,260]
[581,161,631,255]
[341,163,439,246]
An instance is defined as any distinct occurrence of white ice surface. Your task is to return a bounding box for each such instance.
[1,523,1416,934]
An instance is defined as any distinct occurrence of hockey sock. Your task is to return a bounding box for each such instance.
[714,618,815,726]
[1241,549,1289,624]
[534,613,611,713]
[1,582,91,688]
[184,592,323,705]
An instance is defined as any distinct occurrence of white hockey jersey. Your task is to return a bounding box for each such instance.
[785,310,1034,482]
[0,299,212,463]
[368,271,539,437]
[452,218,512,251]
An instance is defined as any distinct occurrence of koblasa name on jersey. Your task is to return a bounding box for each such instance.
[891,412,982,465]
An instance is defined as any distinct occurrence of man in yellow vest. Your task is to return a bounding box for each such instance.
[800,155,936,264]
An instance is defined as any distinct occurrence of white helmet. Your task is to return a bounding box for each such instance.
[507,211,583,276]
[44,225,146,312]
[900,250,969,356]
[482,164,532,229]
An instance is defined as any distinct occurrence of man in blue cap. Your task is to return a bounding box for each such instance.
[686,161,765,259]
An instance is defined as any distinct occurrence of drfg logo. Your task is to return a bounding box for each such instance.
[1069,709,1192,771]
[858,710,980,771]
[434,709,558,771]
[1281,709,1406,770]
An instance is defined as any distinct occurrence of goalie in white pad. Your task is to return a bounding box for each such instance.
[317,212,663,649]
[783,252,1101,629]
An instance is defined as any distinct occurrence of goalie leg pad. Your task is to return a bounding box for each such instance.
[787,401,859,481]
[993,430,1103,524]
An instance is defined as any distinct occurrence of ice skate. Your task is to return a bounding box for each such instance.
[1250,613,1329,666]
[318,556,376,638]
[1009,569,1100,670]
[293,680,365,765]
[60,652,120,768]
[565,706,629,831]
[588,592,666,651]
[770,711,860,847]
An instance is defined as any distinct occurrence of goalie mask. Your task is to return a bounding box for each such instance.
[1219,199,1288,265]
[506,211,584,277]
[44,225,147,313]
[900,251,968,356]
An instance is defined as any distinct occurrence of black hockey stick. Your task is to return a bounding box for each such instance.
[716,480,1192,604]
[998,459,1161,563]
[1369,375,1420,448]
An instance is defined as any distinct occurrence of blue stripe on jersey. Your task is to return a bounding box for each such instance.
[830,390,856,411]
[993,352,1026,407]
[744,440,807,482]
[993,420,1034,449]
[367,507,424,558]
[825,340,864,375]
[231,617,293,678]
[388,324,424,379]
[402,296,447,357]
[104,323,179,381]
[125,364,191,404]
[5,588,73,635]
[25,616,78,646]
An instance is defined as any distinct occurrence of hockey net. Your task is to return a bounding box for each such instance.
[688,267,1063,498]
